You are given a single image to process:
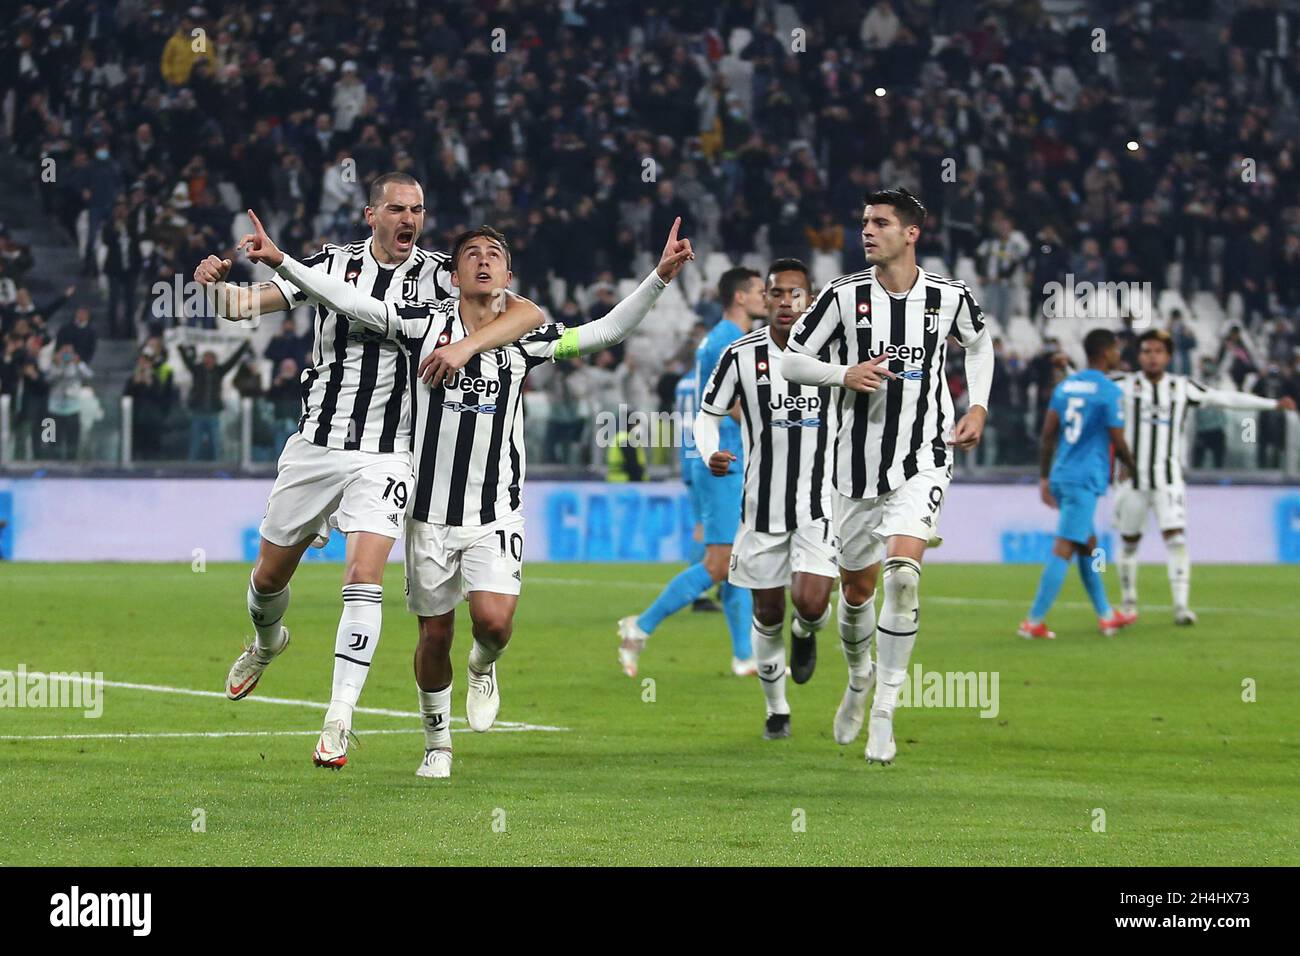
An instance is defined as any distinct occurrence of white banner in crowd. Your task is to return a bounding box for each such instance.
[0,478,1297,564]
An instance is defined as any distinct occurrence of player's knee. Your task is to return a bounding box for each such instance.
[880,557,921,627]
[792,591,829,624]
[1165,531,1187,550]
[703,551,729,582]
[472,610,513,649]
[251,563,289,595]
[840,576,875,608]
[753,594,784,628]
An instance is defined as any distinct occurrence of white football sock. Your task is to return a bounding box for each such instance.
[1118,541,1139,606]
[792,603,832,639]
[837,589,876,686]
[1166,533,1190,610]
[873,557,921,718]
[247,575,290,658]
[752,617,788,716]
[325,583,383,727]
[468,637,502,674]
[418,683,453,751]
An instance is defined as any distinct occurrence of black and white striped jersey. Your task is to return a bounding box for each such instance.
[381,299,573,526]
[1109,371,1276,490]
[267,238,454,453]
[700,327,836,534]
[787,266,986,498]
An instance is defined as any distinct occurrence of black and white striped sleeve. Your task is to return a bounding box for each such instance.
[952,282,987,347]
[788,282,844,357]
[699,346,740,415]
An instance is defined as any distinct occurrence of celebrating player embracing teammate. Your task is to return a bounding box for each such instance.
[193,173,543,768]
[240,214,693,778]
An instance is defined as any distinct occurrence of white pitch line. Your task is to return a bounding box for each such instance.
[0,670,567,733]
[0,728,539,742]
[527,577,1296,618]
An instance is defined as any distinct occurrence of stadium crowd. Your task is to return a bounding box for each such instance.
[1,0,1299,466]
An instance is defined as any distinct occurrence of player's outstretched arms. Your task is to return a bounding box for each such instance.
[555,217,693,361]
[194,253,290,320]
[1039,409,1059,509]
[243,209,391,335]
[418,292,544,387]
[784,350,897,391]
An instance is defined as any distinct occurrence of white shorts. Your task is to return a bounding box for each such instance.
[728,518,838,590]
[260,432,414,547]
[833,468,950,572]
[404,511,525,617]
[1113,484,1187,537]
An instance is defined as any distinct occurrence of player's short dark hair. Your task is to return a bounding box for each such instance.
[1084,328,1118,361]
[451,225,511,269]
[718,266,761,308]
[368,171,422,207]
[1138,328,1174,356]
[766,258,812,290]
[864,186,927,230]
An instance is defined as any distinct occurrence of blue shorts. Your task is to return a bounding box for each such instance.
[1052,481,1100,546]
[690,457,743,545]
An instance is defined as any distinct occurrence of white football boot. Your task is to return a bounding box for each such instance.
[617,616,647,677]
[313,718,351,769]
[833,665,876,745]
[225,626,290,700]
[466,662,500,732]
[865,709,897,765]
[731,657,757,676]
[1174,607,1197,626]
[416,749,452,779]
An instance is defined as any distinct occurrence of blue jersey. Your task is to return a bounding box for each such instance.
[1049,368,1124,493]
[695,318,745,460]
[674,371,699,469]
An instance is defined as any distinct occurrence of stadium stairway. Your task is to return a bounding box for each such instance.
[0,151,139,461]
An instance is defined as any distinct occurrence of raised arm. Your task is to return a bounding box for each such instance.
[273,253,392,333]
[1195,383,1296,413]
[194,254,291,321]
[547,218,692,361]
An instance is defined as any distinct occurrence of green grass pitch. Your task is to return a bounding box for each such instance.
[1,562,1296,866]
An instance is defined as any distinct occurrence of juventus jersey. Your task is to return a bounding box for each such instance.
[700,327,836,534]
[267,238,454,453]
[788,266,987,498]
[1108,371,1278,490]
[382,299,571,527]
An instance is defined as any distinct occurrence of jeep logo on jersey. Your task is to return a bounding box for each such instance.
[868,342,927,364]
[768,394,822,412]
[445,373,502,397]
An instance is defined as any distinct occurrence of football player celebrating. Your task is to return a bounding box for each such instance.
[693,259,838,739]
[782,188,995,765]
[245,212,692,778]
[194,176,542,769]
